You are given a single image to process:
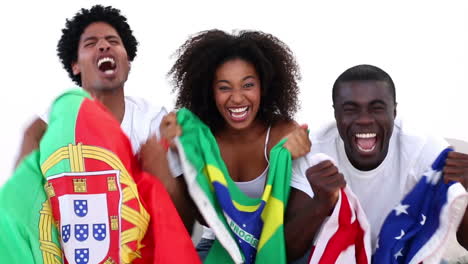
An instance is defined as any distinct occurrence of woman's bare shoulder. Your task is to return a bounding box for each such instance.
[269,119,298,146]
[273,119,297,136]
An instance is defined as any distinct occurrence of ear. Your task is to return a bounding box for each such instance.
[72,62,80,75]
[333,104,338,119]
[393,102,398,118]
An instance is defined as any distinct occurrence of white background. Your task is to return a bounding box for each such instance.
[1,0,467,184]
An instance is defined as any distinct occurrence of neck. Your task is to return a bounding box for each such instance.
[88,87,125,124]
[347,149,388,171]
[216,120,267,143]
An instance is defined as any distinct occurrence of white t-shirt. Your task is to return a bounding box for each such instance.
[40,96,182,177]
[290,119,448,249]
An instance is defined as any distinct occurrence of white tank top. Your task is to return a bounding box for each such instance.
[201,126,271,239]
[234,126,271,198]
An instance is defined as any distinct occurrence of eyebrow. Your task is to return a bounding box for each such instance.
[82,36,98,43]
[215,75,257,84]
[215,80,231,85]
[243,75,257,81]
[82,35,120,43]
[369,99,387,105]
[341,101,359,107]
[341,99,387,106]
[105,35,120,41]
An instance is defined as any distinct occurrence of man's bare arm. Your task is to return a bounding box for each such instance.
[285,189,332,260]
[444,151,468,249]
[15,118,47,168]
[285,161,346,261]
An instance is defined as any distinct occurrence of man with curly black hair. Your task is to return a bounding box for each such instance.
[140,29,311,262]
[7,6,201,263]
[17,5,181,179]
[56,5,137,88]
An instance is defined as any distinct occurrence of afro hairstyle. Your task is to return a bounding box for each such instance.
[57,5,138,86]
[169,29,301,132]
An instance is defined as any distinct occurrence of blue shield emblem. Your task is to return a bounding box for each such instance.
[62,224,71,243]
[59,194,111,263]
[93,223,107,241]
[75,248,89,264]
[74,200,88,217]
[74,224,89,242]
[50,171,122,263]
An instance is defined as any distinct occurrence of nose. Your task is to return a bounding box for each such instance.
[98,40,111,52]
[230,89,244,104]
[355,110,374,125]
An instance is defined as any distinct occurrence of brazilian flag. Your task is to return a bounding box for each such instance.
[175,108,292,264]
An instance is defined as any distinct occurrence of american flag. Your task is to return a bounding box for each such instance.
[308,186,371,264]
[373,148,468,263]
[307,150,468,264]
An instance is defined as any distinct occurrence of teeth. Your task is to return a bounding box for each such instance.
[228,106,248,119]
[231,111,248,118]
[97,57,115,67]
[357,144,376,152]
[355,133,376,138]
[104,69,115,75]
[229,106,248,113]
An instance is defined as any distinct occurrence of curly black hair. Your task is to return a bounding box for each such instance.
[169,29,301,132]
[57,5,138,86]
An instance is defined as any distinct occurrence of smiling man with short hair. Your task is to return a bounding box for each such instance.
[285,64,468,262]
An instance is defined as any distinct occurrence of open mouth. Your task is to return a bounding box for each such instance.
[97,57,116,75]
[355,133,377,153]
[228,106,249,121]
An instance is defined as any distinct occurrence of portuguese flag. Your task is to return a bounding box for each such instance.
[0,89,200,264]
[175,108,292,264]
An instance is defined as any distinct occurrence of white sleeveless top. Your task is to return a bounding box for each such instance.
[201,126,271,240]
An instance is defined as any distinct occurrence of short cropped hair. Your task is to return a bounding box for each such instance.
[332,64,396,104]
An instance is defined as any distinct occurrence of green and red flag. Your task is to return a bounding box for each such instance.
[0,89,200,264]
[175,108,292,264]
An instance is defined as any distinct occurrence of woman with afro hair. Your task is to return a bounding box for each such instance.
[154,29,311,260]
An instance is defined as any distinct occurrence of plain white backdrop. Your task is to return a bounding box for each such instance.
[1,0,467,184]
